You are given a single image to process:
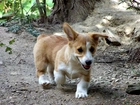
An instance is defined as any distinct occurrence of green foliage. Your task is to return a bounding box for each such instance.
[26,24,40,37]
[0,38,15,54]
[46,0,54,15]
[0,0,54,54]
[8,24,20,33]
[5,47,12,54]
[0,43,5,47]
[0,0,54,36]
[9,38,15,45]
[0,0,53,18]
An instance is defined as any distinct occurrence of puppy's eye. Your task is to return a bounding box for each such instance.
[90,47,94,52]
[77,47,83,53]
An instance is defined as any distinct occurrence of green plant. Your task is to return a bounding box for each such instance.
[0,0,53,19]
[0,0,54,36]
[0,38,15,54]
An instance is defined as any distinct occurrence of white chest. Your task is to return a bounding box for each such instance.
[57,61,88,79]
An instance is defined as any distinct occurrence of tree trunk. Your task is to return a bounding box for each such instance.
[36,0,47,23]
[48,0,96,24]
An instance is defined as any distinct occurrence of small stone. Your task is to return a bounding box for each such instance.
[112,87,118,90]
[0,61,3,65]
[115,79,120,82]
[99,76,102,79]
[124,64,129,68]
[126,81,129,84]
[112,74,117,78]
[111,78,116,81]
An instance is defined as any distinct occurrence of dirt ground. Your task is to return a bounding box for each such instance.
[0,0,140,105]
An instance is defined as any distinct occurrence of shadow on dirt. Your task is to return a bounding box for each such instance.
[55,83,126,100]
[89,84,126,99]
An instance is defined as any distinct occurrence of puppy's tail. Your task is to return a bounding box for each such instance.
[37,34,47,41]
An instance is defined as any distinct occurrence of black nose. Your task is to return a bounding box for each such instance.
[85,60,92,65]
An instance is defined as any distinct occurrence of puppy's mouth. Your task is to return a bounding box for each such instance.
[76,57,91,70]
[82,64,91,70]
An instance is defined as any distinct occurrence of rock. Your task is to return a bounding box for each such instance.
[126,83,140,95]
[128,47,140,63]
[112,74,117,78]
[133,20,140,41]
[134,29,140,41]
[0,61,3,65]
[105,29,121,46]
[115,79,120,82]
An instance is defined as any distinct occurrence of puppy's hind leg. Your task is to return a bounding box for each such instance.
[35,60,51,89]
[47,64,55,85]
[34,38,51,89]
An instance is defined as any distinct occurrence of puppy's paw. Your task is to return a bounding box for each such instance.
[41,82,51,89]
[39,75,51,89]
[75,91,88,98]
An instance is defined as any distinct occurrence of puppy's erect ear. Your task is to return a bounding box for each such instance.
[63,22,78,41]
[90,32,108,44]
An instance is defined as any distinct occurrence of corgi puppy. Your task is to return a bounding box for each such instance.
[33,23,108,98]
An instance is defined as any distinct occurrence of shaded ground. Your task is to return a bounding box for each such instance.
[0,0,140,105]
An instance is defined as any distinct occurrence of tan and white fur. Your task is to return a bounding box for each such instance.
[33,23,108,98]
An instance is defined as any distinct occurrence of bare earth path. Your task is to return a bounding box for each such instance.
[0,0,140,105]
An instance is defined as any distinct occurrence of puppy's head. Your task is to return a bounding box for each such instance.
[63,22,108,71]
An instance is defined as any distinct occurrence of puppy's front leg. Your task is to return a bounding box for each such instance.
[54,70,66,89]
[75,76,90,98]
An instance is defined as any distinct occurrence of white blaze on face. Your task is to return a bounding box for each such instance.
[79,42,93,65]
